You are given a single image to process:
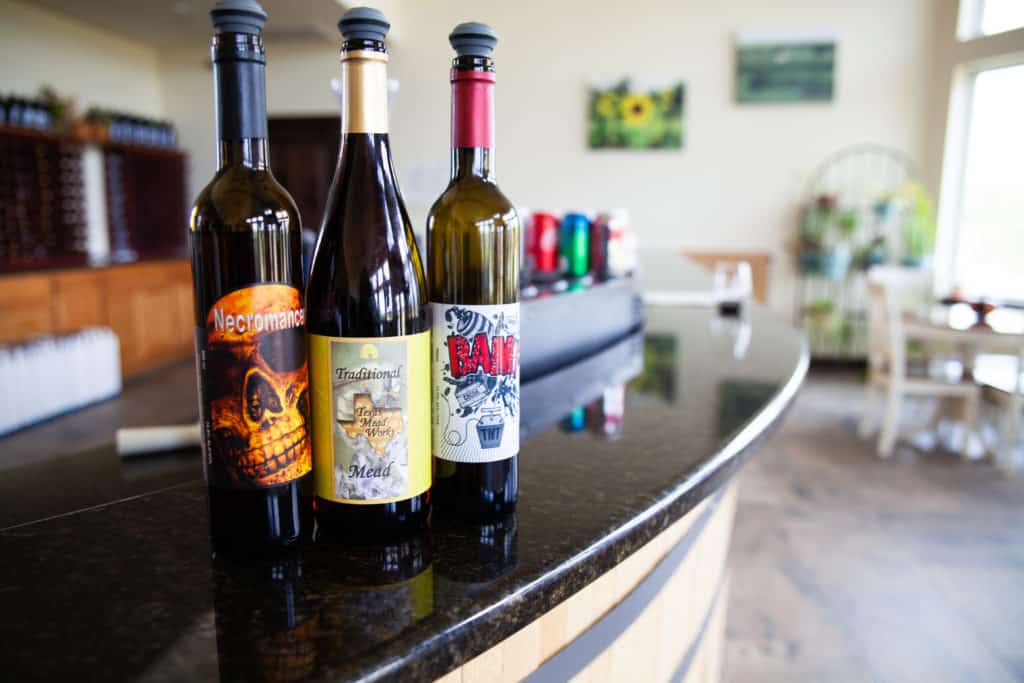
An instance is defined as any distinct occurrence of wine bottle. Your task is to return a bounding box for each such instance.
[190,0,312,552]
[307,7,431,539]
[427,23,521,520]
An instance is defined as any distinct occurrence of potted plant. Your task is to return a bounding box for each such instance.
[77,107,111,142]
[798,195,855,280]
[38,85,73,132]
[873,193,897,224]
[900,182,935,267]
[803,298,837,338]
[854,236,887,270]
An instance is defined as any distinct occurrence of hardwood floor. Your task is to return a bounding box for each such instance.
[726,371,1024,682]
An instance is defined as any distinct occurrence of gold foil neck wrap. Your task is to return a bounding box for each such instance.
[340,50,389,134]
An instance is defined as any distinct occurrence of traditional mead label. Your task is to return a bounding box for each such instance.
[309,332,430,504]
[431,303,520,463]
[195,284,312,489]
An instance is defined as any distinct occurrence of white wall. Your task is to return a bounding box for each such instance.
[5,0,940,317]
[388,0,939,315]
[0,0,164,116]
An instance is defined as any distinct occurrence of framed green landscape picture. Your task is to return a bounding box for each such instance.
[736,31,836,103]
[588,78,685,150]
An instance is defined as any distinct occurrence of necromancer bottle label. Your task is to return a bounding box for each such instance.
[196,284,312,489]
[431,303,520,463]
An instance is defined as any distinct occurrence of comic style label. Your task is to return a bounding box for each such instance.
[430,303,520,463]
[309,332,431,504]
[196,284,312,489]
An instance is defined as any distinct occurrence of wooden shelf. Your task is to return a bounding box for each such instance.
[0,124,75,144]
[101,140,185,158]
[0,259,194,377]
[0,124,184,151]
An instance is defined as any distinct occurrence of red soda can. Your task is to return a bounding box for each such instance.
[530,212,559,279]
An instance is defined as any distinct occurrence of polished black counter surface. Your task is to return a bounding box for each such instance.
[0,289,807,682]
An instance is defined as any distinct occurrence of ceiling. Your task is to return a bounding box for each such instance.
[26,0,347,49]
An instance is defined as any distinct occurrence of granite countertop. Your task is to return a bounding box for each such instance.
[0,287,806,682]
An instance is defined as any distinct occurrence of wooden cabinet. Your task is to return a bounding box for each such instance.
[52,271,106,333]
[0,274,54,344]
[0,259,193,377]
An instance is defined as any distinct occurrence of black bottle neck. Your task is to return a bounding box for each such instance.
[218,138,269,170]
[213,32,270,170]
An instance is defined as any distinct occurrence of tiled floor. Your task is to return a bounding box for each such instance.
[725,371,1024,682]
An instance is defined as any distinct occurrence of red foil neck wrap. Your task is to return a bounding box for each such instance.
[451,68,495,149]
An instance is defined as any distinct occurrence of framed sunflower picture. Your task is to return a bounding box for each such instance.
[588,78,685,150]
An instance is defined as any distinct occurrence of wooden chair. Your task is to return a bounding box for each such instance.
[859,269,981,457]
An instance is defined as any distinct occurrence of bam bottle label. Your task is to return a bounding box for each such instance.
[431,303,520,463]
[309,333,431,504]
[196,284,312,489]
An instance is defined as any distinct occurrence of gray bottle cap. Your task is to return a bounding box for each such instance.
[449,22,498,57]
[338,7,390,42]
[210,0,267,34]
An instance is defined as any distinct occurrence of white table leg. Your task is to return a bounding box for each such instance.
[1003,349,1024,470]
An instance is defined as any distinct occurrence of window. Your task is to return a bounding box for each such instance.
[959,0,1024,38]
[937,5,1024,303]
[951,64,1024,302]
[980,0,1024,35]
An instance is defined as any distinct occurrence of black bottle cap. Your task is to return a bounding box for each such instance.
[338,6,390,42]
[210,0,267,34]
[449,22,498,57]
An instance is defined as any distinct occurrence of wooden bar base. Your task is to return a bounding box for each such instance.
[437,482,738,683]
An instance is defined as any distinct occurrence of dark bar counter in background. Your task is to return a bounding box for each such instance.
[0,265,806,682]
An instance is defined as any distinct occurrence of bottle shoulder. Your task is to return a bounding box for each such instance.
[191,166,302,232]
[427,177,518,228]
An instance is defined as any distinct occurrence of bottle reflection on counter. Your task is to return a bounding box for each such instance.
[435,513,518,583]
[315,532,435,656]
[585,384,626,439]
[560,406,586,433]
[211,553,319,683]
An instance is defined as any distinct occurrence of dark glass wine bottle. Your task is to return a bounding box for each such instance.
[427,23,521,521]
[190,0,312,553]
[307,7,431,540]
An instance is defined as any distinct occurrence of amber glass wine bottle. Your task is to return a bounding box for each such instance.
[190,0,312,552]
[427,23,521,521]
[307,7,431,539]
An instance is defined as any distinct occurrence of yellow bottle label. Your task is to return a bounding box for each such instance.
[309,331,431,504]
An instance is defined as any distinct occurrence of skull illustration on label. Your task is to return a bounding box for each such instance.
[199,284,312,489]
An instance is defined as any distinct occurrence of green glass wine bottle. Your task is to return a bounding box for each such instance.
[427,22,521,521]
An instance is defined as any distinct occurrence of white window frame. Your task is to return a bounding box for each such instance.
[934,8,1024,297]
